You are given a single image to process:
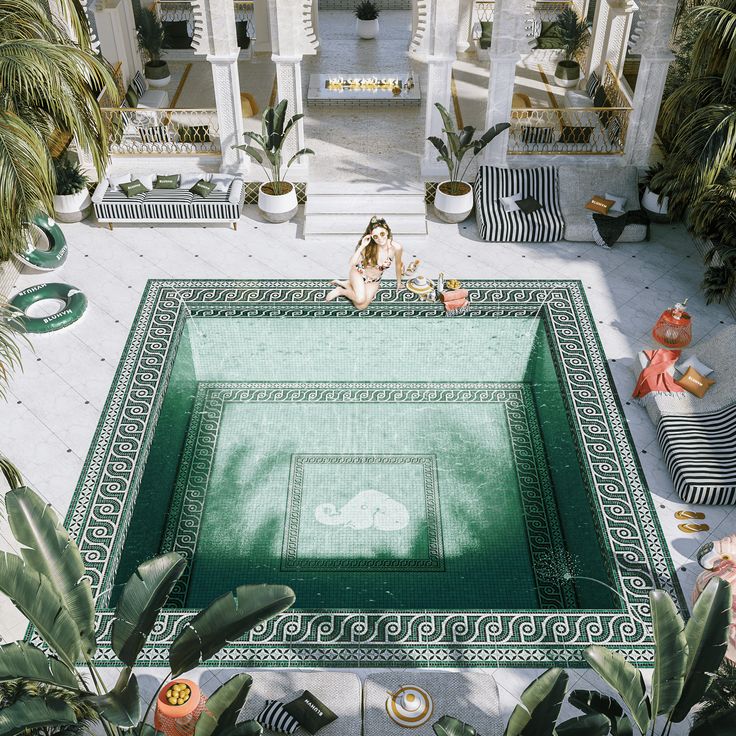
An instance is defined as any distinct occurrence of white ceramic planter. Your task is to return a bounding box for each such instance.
[434,182,473,223]
[642,186,670,223]
[356,18,379,39]
[53,190,92,223]
[258,182,298,223]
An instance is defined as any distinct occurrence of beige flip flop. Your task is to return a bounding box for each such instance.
[675,510,706,520]
[678,522,710,533]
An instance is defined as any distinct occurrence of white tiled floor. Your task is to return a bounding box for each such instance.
[0,206,733,734]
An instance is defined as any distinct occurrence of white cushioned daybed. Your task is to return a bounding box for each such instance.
[474,164,648,243]
[632,326,736,505]
[92,173,245,228]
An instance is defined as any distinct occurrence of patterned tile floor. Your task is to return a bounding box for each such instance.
[0,209,733,732]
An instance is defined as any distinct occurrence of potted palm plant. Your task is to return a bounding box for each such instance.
[137,7,170,87]
[641,162,672,222]
[233,99,314,222]
[355,1,380,40]
[428,103,510,223]
[52,156,91,222]
[554,7,589,88]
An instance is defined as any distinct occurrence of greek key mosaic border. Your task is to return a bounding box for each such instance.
[59,280,684,667]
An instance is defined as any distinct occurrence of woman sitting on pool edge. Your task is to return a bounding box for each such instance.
[325,216,403,310]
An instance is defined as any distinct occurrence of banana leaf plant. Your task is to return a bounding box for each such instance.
[584,581,732,736]
[0,484,296,736]
[427,103,509,195]
[233,99,314,195]
[504,668,618,736]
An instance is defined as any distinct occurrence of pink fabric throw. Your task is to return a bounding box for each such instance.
[440,289,469,303]
[632,349,684,399]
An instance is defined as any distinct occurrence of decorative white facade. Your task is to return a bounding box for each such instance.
[88,0,679,180]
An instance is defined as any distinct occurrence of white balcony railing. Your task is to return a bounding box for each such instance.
[103,107,220,156]
[508,63,632,155]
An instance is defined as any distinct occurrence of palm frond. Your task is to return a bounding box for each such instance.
[0,297,29,401]
[0,111,54,259]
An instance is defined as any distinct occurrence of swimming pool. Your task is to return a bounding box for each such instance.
[65,280,682,666]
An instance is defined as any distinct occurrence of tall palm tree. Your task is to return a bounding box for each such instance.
[0,0,118,260]
[657,0,736,206]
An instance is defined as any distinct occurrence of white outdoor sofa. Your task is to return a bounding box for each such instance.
[632,325,736,505]
[92,173,246,229]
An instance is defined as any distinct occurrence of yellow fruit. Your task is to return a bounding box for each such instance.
[177,698,186,705]
[166,690,173,699]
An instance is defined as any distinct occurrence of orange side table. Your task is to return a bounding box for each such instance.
[153,680,207,736]
[652,305,692,348]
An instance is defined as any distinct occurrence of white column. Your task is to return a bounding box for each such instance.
[481,0,527,166]
[456,0,474,54]
[254,0,272,53]
[624,0,678,167]
[208,52,247,173]
[421,57,456,178]
[273,54,309,178]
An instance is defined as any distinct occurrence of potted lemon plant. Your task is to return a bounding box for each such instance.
[233,100,314,222]
[428,103,509,223]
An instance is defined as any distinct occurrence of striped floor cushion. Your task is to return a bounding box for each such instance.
[257,700,299,734]
[658,403,736,505]
[474,166,565,242]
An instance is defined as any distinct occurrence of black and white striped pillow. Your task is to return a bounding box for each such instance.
[607,116,623,147]
[586,70,600,99]
[132,71,147,98]
[257,701,300,734]
[521,126,554,144]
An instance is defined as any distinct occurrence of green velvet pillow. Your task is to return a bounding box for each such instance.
[537,21,564,48]
[190,179,215,198]
[125,84,139,108]
[154,174,181,189]
[479,21,492,49]
[177,125,211,144]
[119,179,148,198]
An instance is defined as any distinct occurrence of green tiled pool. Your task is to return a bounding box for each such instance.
[64,280,682,667]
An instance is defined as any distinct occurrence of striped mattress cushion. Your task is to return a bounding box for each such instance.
[257,700,300,734]
[658,403,736,505]
[473,166,564,242]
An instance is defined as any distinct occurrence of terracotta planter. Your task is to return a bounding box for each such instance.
[154,679,206,735]
[53,190,92,223]
[642,186,671,223]
[258,182,298,223]
[145,60,171,88]
[554,60,580,89]
[356,18,379,39]
[434,181,473,223]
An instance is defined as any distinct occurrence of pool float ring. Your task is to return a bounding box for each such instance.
[13,213,68,271]
[10,283,87,334]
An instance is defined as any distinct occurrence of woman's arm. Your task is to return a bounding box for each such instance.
[349,235,371,267]
[393,241,404,293]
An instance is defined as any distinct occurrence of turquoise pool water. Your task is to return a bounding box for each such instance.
[113,315,616,612]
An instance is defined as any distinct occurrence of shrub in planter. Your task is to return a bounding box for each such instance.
[355,0,380,39]
[428,103,509,223]
[554,7,590,88]
[52,157,91,223]
[689,181,736,304]
[233,99,314,222]
[137,8,170,87]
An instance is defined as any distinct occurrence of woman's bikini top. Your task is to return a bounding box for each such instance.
[357,253,393,273]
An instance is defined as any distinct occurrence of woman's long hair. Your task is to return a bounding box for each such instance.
[356,216,392,267]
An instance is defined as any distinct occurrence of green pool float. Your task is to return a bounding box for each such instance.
[10,282,87,334]
[14,213,68,271]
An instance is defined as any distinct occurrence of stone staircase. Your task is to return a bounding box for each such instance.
[304,182,428,236]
